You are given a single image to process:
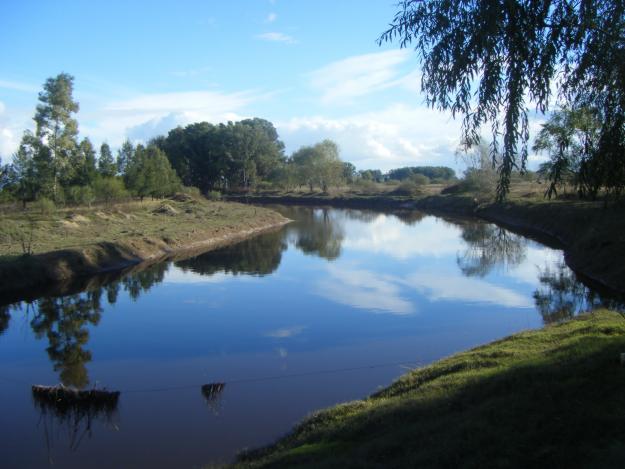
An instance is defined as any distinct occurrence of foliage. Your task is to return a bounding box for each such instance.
[380,0,625,200]
[93,177,128,205]
[33,73,80,201]
[291,139,345,192]
[533,107,603,199]
[35,197,56,215]
[206,190,222,201]
[387,166,455,181]
[159,118,285,192]
[124,144,181,200]
[98,143,117,178]
[358,169,384,183]
[67,185,95,206]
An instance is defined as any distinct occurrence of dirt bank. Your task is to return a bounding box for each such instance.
[0,198,290,302]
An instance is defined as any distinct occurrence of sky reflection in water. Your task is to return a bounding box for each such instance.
[0,206,620,468]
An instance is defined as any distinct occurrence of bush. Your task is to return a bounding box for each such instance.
[206,190,222,201]
[180,186,201,197]
[411,174,430,185]
[67,185,96,206]
[34,197,55,215]
[352,179,379,194]
[93,178,128,205]
[392,181,422,196]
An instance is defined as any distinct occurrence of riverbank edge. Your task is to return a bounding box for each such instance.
[227,193,625,295]
[233,309,625,468]
[0,210,291,301]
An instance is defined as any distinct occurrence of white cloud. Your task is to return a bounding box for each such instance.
[265,325,306,338]
[277,103,462,170]
[106,90,255,115]
[343,214,465,260]
[78,89,262,146]
[0,79,38,93]
[404,270,533,308]
[308,50,412,104]
[316,265,415,315]
[266,12,277,22]
[256,32,297,44]
[0,101,28,161]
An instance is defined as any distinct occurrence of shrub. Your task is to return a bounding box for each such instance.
[180,186,201,197]
[353,179,379,194]
[411,174,430,185]
[34,197,55,215]
[392,181,422,196]
[67,185,96,206]
[93,178,128,205]
[206,190,222,201]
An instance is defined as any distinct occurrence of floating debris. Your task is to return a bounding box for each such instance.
[32,384,120,418]
[201,383,226,414]
[32,385,121,455]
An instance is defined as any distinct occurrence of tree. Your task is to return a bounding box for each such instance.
[117,139,135,175]
[33,73,79,201]
[125,145,180,200]
[380,0,625,200]
[9,131,40,205]
[292,139,345,192]
[98,142,117,178]
[70,137,97,186]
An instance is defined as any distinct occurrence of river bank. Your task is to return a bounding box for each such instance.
[228,192,625,295]
[0,195,290,302]
[233,309,625,468]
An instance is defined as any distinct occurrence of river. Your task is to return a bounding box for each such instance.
[0,206,619,468]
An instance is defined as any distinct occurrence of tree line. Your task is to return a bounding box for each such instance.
[0,73,459,207]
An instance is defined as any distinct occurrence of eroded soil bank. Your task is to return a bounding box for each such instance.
[0,196,290,301]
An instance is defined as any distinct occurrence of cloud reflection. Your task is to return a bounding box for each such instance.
[343,215,464,260]
[316,265,415,315]
[405,271,533,308]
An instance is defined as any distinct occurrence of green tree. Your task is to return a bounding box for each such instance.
[380,0,625,200]
[292,139,344,192]
[98,142,117,178]
[9,131,40,206]
[533,107,601,199]
[69,137,97,186]
[125,145,180,200]
[117,139,135,175]
[33,73,79,201]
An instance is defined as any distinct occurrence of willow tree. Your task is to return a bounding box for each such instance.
[380,0,625,200]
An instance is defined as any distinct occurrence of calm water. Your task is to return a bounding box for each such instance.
[0,206,619,468]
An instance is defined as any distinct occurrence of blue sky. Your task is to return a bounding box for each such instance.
[0,1,545,171]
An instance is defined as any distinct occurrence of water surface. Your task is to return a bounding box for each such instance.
[0,206,619,468]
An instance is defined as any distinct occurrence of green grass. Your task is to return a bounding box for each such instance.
[234,310,625,468]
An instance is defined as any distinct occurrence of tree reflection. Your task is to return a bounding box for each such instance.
[0,304,11,336]
[533,262,625,324]
[12,263,170,388]
[176,229,287,276]
[30,292,103,389]
[457,222,527,277]
[287,207,344,260]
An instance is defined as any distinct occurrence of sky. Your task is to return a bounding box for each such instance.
[0,0,547,172]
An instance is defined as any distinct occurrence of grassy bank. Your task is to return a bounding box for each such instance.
[0,194,289,299]
[234,310,625,468]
